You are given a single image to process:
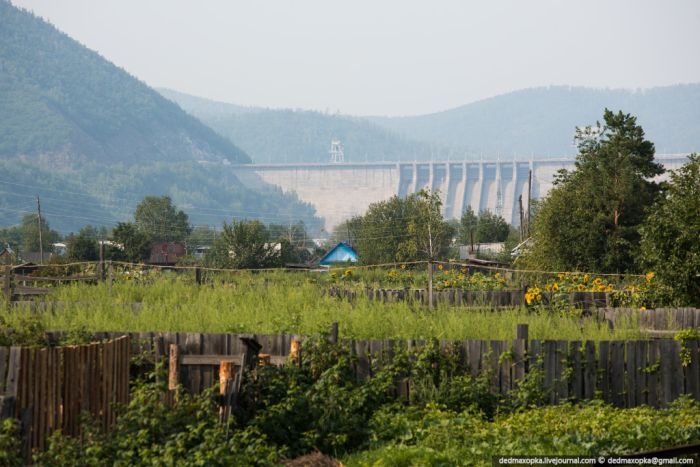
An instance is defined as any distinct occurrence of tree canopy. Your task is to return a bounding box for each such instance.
[523,109,663,273]
[206,220,286,269]
[134,196,192,243]
[111,222,152,263]
[348,190,454,265]
[66,225,100,261]
[640,154,700,305]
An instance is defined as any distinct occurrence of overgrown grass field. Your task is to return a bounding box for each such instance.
[1,269,643,342]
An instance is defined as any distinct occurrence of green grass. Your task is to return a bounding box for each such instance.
[0,271,644,342]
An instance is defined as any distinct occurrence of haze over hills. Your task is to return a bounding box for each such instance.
[163,84,700,163]
[0,2,249,166]
[369,85,700,157]
[159,89,443,164]
[0,1,320,235]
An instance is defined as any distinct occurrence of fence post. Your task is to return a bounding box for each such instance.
[195,267,202,285]
[99,242,105,281]
[107,261,113,293]
[219,360,236,424]
[290,337,301,367]
[329,322,339,344]
[168,344,179,391]
[516,324,529,341]
[514,323,530,382]
[240,337,262,371]
[3,265,11,305]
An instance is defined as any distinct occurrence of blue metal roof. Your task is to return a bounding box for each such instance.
[319,242,358,266]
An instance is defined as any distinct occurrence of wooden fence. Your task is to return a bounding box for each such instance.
[76,330,700,410]
[0,336,130,463]
[600,308,700,331]
[2,264,100,303]
[3,329,699,461]
[329,287,611,311]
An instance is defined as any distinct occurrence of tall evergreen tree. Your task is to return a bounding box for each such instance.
[524,109,663,273]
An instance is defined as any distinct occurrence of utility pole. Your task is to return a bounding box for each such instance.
[527,169,532,237]
[518,195,525,242]
[37,196,44,265]
[427,192,435,311]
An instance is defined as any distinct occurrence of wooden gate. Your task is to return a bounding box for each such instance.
[0,335,130,462]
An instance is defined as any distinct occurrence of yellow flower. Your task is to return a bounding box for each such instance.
[437,264,444,270]
[583,274,590,284]
[552,283,559,292]
[525,292,534,305]
[645,271,655,283]
[401,263,406,269]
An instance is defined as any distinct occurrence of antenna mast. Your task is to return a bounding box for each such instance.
[329,139,344,163]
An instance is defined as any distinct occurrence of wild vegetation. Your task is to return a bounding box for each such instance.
[0,268,648,343]
[1,330,699,466]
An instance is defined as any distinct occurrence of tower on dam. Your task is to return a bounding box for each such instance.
[233,155,689,233]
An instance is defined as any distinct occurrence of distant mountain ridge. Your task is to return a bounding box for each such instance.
[163,84,700,163]
[0,0,249,165]
[370,84,700,157]
[159,88,443,164]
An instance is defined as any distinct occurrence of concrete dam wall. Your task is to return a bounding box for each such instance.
[233,155,688,232]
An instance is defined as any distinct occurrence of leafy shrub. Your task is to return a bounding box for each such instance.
[0,419,21,467]
[32,369,279,466]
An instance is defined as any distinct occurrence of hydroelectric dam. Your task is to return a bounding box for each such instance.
[233,155,688,232]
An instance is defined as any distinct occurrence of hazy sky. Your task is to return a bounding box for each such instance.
[10,0,700,116]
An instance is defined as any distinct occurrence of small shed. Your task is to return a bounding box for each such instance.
[149,242,187,266]
[319,242,358,267]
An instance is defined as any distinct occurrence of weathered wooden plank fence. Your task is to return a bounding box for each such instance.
[329,287,612,311]
[0,336,130,463]
[73,329,700,410]
[600,308,700,331]
[3,328,699,462]
[2,264,100,303]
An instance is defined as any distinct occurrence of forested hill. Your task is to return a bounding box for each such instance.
[0,2,322,236]
[159,89,442,164]
[0,1,249,165]
[370,85,700,157]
